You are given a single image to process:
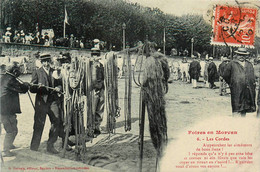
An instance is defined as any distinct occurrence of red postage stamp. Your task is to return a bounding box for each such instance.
[211,5,258,48]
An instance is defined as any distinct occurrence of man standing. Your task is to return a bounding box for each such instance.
[203,57,210,87]
[30,53,62,153]
[189,55,201,88]
[223,48,256,117]
[218,56,230,96]
[0,62,29,157]
[207,57,218,89]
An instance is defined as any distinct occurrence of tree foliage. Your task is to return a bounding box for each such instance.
[3,0,215,53]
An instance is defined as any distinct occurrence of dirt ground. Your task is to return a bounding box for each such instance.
[1,62,260,172]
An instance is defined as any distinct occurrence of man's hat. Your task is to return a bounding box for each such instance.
[93,39,100,43]
[192,54,198,59]
[39,53,51,60]
[209,57,213,60]
[6,27,11,31]
[234,48,250,55]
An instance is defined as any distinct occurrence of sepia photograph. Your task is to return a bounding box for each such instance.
[0,0,260,171]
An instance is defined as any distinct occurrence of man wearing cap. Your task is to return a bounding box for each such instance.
[189,55,201,88]
[29,53,63,154]
[207,57,218,89]
[223,48,256,116]
[0,62,29,157]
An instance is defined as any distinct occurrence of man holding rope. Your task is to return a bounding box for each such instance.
[91,53,105,136]
[0,62,29,157]
[29,53,63,154]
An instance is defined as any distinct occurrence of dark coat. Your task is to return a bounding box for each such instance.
[189,60,201,80]
[218,61,227,77]
[0,73,28,115]
[30,67,62,104]
[92,60,105,91]
[208,61,218,83]
[223,60,256,113]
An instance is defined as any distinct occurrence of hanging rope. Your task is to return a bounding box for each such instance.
[129,41,169,172]
[85,58,95,138]
[104,52,120,134]
[124,49,132,131]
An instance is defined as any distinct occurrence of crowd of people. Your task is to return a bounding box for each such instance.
[1,27,97,49]
[1,46,259,160]
[169,47,260,117]
[0,50,105,157]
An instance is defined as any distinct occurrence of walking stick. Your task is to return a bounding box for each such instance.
[0,124,4,164]
[139,89,145,172]
[27,92,35,110]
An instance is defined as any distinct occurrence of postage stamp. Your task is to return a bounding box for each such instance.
[211,5,258,48]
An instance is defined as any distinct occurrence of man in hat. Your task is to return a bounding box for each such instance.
[207,57,218,89]
[29,53,63,153]
[0,62,29,157]
[223,48,256,116]
[91,52,105,136]
[189,55,201,88]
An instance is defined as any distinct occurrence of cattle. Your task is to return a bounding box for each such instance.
[179,62,190,82]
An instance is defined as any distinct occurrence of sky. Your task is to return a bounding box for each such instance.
[126,0,260,16]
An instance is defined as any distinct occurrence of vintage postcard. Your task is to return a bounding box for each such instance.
[0,0,260,172]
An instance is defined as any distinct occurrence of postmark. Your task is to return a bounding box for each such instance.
[211,5,258,48]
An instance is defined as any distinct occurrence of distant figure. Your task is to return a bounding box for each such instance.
[69,34,74,48]
[204,58,209,87]
[93,39,100,50]
[189,55,201,88]
[23,57,28,74]
[218,56,230,96]
[43,32,50,46]
[207,57,218,89]
[80,40,84,48]
[223,48,256,117]
[20,30,25,44]
[25,33,33,44]
[180,57,189,82]
[4,27,12,43]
